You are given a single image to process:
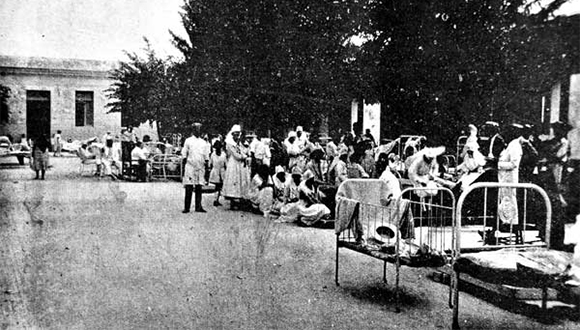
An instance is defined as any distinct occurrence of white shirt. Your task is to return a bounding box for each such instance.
[131,146,147,161]
[182,136,209,170]
[284,139,300,157]
[379,168,402,202]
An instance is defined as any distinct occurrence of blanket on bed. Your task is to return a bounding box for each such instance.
[455,248,572,286]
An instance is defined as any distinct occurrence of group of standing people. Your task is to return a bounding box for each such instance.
[180,122,416,227]
[454,121,579,251]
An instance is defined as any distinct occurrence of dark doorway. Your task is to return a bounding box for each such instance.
[26,90,51,141]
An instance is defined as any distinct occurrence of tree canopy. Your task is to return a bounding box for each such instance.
[355,0,578,145]
[107,0,578,144]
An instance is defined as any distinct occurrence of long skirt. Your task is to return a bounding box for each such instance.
[32,149,49,171]
[248,187,274,214]
[279,200,330,225]
[222,158,251,199]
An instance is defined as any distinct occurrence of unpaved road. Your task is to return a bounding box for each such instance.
[0,156,578,329]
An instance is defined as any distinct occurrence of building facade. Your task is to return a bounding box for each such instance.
[0,55,121,142]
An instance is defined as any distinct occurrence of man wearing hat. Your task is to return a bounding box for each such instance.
[182,122,209,213]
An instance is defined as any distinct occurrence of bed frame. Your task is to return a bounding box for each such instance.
[451,182,579,329]
[334,179,456,312]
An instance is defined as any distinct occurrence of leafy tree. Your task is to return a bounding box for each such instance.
[355,0,575,146]
[106,39,175,135]
[170,0,370,137]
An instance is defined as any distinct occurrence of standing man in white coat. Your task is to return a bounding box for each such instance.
[182,123,210,213]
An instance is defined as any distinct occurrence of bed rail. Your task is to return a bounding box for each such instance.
[335,183,456,312]
[452,182,553,329]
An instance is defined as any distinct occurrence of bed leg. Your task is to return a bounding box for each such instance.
[383,261,387,284]
[395,258,400,313]
[452,271,460,330]
[448,271,454,308]
[541,285,548,311]
[335,235,340,286]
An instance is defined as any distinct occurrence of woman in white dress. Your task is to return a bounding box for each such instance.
[222,124,251,210]
[247,164,275,217]
[279,170,331,226]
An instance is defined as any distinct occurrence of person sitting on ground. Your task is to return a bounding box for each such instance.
[304,148,326,185]
[270,165,288,216]
[248,164,275,217]
[131,141,149,182]
[278,170,331,225]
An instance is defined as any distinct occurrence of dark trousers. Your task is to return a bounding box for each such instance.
[136,160,148,182]
[184,185,203,211]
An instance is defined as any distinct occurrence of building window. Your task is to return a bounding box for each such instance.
[75,91,94,126]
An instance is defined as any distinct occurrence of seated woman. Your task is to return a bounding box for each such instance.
[79,143,103,175]
[455,143,486,190]
[346,153,370,179]
[247,164,275,217]
[378,153,403,204]
[270,165,288,216]
[279,170,331,226]
[407,146,446,197]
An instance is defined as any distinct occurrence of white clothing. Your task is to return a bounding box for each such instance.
[131,146,147,161]
[378,169,402,202]
[182,136,209,186]
[497,137,523,225]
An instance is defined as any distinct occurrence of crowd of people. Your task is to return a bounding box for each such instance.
[13,118,579,245]
[177,120,580,248]
[178,123,403,226]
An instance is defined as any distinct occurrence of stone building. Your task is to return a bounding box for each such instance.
[0,55,121,142]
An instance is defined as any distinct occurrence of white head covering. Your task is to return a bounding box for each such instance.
[225,124,242,146]
[296,126,303,132]
[275,165,285,174]
[288,131,297,138]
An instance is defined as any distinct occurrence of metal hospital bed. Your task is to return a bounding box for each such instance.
[451,182,579,329]
[334,179,456,312]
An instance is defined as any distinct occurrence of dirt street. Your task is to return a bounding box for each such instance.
[0,156,578,329]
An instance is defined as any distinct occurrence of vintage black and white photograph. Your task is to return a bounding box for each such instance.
[1,0,580,329]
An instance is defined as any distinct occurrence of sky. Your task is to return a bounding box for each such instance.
[0,0,578,62]
[0,0,186,61]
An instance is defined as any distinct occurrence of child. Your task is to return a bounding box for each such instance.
[54,130,62,157]
[209,140,227,206]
